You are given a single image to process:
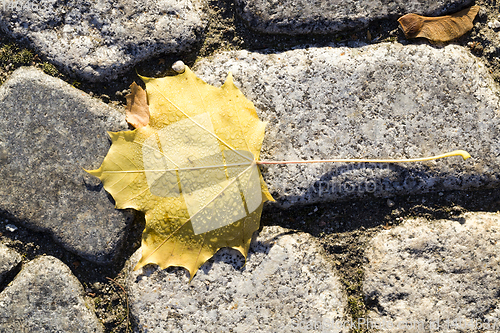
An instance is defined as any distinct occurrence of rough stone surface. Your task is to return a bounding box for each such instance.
[0,244,21,284]
[236,0,472,34]
[0,67,133,263]
[0,0,206,81]
[0,255,103,332]
[364,212,500,332]
[127,226,348,333]
[194,43,500,207]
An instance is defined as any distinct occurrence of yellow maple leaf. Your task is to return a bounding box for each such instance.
[87,67,273,278]
[87,65,471,280]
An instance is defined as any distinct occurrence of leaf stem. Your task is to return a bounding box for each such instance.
[257,150,471,165]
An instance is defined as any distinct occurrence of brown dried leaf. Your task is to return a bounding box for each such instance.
[125,82,150,128]
[398,5,479,42]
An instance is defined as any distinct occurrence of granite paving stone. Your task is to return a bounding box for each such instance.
[0,0,207,81]
[127,226,348,333]
[0,255,103,332]
[0,243,21,285]
[0,67,133,263]
[363,212,500,332]
[193,43,500,207]
[236,0,472,34]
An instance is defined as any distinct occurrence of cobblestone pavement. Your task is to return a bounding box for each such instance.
[0,1,499,332]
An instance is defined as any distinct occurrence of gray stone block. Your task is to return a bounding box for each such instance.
[364,213,500,331]
[127,226,348,332]
[193,43,500,207]
[0,243,21,285]
[236,0,473,34]
[0,67,133,263]
[0,255,103,332]
[0,0,206,81]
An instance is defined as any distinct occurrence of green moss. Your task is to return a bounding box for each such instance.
[340,268,367,333]
[42,62,59,76]
[0,44,15,63]
[347,296,365,333]
[13,49,33,64]
[0,43,33,65]
[343,269,364,293]
[382,36,397,43]
[348,296,362,316]
[106,301,113,312]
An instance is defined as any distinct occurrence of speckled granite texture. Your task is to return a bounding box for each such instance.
[0,244,20,284]
[364,212,500,332]
[0,1,499,330]
[0,0,206,81]
[194,43,500,207]
[236,0,473,34]
[0,67,133,263]
[127,226,348,333]
[0,256,103,332]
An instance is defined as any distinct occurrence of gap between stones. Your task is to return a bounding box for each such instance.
[2,188,499,333]
[261,187,500,333]
[1,0,498,100]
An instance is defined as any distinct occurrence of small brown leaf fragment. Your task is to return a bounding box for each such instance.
[125,82,150,128]
[398,5,480,42]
